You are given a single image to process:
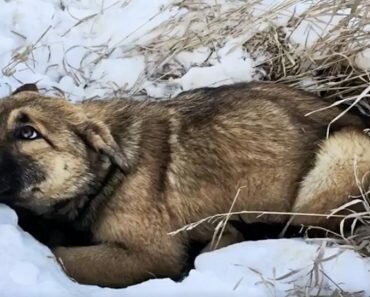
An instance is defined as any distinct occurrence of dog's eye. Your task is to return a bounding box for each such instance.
[15,126,41,140]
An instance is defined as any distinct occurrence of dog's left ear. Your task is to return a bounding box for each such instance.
[12,83,39,95]
[75,120,128,173]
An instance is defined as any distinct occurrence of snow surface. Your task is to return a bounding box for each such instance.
[1,0,370,296]
[4,0,365,101]
[1,204,370,297]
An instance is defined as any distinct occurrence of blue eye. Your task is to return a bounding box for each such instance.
[15,126,41,140]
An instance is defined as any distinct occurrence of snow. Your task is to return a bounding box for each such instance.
[0,0,370,296]
[177,43,257,91]
[355,48,370,71]
[0,0,180,99]
[145,43,259,97]
[1,204,370,297]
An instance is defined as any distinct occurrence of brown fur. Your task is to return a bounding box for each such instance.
[0,82,369,287]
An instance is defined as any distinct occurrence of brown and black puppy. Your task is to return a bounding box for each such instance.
[0,82,369,287]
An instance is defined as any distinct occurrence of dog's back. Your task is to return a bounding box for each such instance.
[154,83,366,225]
[80,82,368,230]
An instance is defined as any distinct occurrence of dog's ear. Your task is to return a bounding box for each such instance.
[12,84,39,95]
[74,120,128,173]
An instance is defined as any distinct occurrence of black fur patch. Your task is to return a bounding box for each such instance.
[15,206,92,247]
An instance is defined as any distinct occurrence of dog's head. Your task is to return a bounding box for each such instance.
[0,84,126,214]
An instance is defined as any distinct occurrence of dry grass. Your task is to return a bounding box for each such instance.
[250,241,366,297]
[3,0,369,101]
[132,0,370,106]
[169,158,370,296]
[271,1,370,100]
[170,183,370,296]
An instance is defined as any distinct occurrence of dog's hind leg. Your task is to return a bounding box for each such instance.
[291,128,370,229]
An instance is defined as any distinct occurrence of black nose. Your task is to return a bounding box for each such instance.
[0,151,22,202]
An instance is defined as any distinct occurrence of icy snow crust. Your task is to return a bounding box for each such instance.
[1,0,370,296]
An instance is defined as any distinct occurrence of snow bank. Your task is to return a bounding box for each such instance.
[0,0,178,99]
[1,205,370,297]
[0,0,263,100]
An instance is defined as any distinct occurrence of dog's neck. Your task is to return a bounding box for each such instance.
[50,165,124,230]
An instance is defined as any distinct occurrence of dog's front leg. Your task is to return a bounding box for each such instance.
[53,243,184,287]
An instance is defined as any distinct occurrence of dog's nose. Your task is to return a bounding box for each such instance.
[0,150,21,202]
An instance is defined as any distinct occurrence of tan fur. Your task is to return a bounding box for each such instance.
[292,127,370,227]
[0,82,369,287]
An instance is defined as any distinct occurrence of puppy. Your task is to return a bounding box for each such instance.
[0,82,369,287]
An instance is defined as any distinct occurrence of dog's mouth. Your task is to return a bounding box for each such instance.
[0,188,16,203]
[0,186,24,205]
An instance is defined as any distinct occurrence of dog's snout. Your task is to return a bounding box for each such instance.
[0,151,22,201]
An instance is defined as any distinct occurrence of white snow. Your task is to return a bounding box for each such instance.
[0,0,370,296]
[177,43,257,91]
[1,205,370,297]
[0,0,181,99]
[355,48,370,71]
